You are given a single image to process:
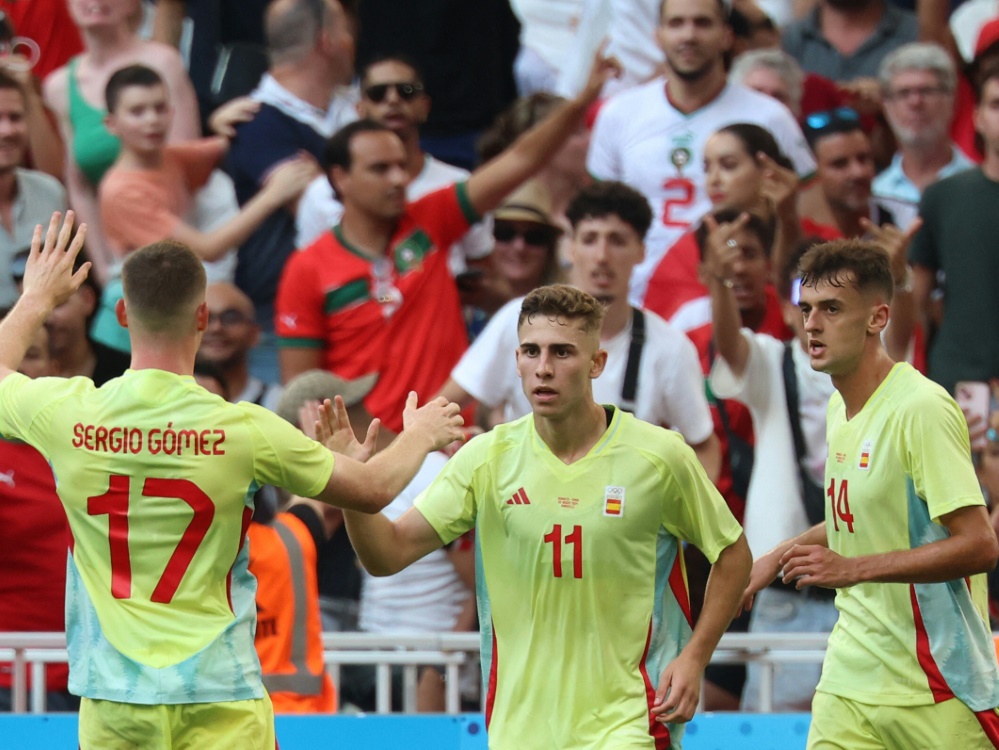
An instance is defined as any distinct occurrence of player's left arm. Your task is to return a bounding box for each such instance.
[0,212,89,382]
[652,533,752,724]
[781,504,998,587]
[464,50,621,217]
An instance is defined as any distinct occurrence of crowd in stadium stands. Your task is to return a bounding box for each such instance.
[1,0,999,718]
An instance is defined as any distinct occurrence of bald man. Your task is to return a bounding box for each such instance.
[197,282,281,410]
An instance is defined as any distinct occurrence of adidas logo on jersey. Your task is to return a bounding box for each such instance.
[506,488,531,506]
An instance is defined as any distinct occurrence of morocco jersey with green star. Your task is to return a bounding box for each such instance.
[817,363,999,712]
[0,369,334,705]
[416,407,743,750]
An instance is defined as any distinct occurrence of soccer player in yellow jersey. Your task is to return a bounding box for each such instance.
[0,212,465,750]
[742,240,999,749]
[336,284,752,749]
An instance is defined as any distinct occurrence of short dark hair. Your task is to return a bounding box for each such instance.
[714,123,795,171]
[122,240,207,334]
[0,70,25,102]
[323,119,400,199]
[659,0,731,25]
[105,64,164,113]
[798,239,893,303]
[518,284,606,335]
[803,107,863,151]
[565,181,654,238]
[695,208,775,260]
[360,53,425,88]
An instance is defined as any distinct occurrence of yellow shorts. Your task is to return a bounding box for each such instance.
[808,691,999,750]
[79,692,276,750]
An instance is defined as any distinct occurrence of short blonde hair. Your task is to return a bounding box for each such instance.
[518,284,605,334]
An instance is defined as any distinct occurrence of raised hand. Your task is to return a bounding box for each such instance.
[700,211,751,287]
[758,151,799,215]
[22,211,89,309]
[314,396,381,462]
[579,42,623,104]
[402,391,465,452]
[859,217,922,284]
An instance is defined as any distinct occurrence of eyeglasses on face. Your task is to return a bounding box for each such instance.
[363,82,425,103]
[208,309,253,327]
[885,85,949,102]
[805,107,860,132]
[493,223,555,246]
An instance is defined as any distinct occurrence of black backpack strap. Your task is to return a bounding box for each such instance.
[620,307,646,413]
[781,341,825,525]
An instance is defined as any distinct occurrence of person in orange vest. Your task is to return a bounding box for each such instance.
[246,369,379,714]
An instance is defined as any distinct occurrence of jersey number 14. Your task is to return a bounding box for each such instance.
[828,478,855,533]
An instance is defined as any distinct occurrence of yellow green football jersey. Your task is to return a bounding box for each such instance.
[0,370,334,704]
[416,407,743,750]
[817,363,999,711]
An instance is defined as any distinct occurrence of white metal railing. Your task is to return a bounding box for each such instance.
[0,631,829,715]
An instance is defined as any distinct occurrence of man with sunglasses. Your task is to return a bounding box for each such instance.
[277,52,623,436]
[296,54,492,275]
[799,108,893,241]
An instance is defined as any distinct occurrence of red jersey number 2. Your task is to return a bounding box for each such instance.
[88,474,216,602]
[828,478,855,533]
[661,177,696,227]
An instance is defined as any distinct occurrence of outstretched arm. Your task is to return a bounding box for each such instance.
[652,534,752,724]
[781,504,997,588]
[741,522,827,612]
[344,505,447,577]
[465,49,621,217]
[703,212,753,378]
[313,393,464,513]
[0,213,89,382]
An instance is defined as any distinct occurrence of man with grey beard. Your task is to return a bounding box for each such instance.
[873,43,974,231]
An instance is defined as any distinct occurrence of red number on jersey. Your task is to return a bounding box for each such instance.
[88,475,216,602]
[661,177,696,227]
[543,524,583,579]
[827,478,855,533]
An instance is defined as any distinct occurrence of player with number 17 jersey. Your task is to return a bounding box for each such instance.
[819,363,999,713]
[416,407,743,749]
[0,369,334,704]
[587,80,814,308]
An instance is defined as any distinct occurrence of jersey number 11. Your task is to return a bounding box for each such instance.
[543,524,583,579]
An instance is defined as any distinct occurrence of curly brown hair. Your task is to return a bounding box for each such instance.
[797,239,893,302]
[518,284,605,335]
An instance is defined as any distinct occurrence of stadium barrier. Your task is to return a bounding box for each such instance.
[0,631,830,714]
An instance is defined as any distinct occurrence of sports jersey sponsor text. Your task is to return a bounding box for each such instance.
[72,423,227,456]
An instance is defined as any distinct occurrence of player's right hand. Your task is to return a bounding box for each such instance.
[403,392,465,452]
[22,211,89,309]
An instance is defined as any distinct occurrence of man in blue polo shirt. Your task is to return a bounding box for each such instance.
[226,0,357,383]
